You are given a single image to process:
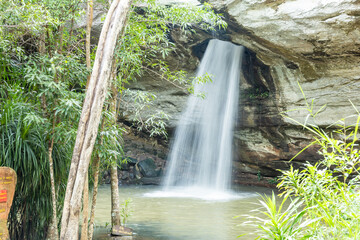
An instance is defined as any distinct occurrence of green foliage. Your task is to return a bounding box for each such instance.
[0,0,87,238]
[0,83,72,239]
[275,112,360,239]
[267,177,278,185]
[94,116,125,170]
[120,198,133,226]
[241,192,315,240]
[115,0,225,137]
[121,89,169,137]
[242,83,360,239]
[188,73,214,98]
[116,0,225,85]
[245,88,269,100]
[0,0,85,56]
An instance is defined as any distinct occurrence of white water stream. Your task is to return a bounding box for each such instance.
[155,39,244,199]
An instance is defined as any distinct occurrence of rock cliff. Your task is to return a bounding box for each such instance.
[203,0,360,182]
[118,0,360,185]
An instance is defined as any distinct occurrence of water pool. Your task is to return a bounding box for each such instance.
[93,185,274,240]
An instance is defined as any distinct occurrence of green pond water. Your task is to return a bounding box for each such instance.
[93,185,274,240]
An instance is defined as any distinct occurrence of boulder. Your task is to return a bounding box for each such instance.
[137,158,158,177]
[141,177,162,185]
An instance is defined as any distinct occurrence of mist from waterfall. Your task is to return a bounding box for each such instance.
[162,39,244,196]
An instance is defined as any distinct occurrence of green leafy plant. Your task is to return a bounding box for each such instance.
[245,88,269,100]
[241,82,360,239]
[0,83,73,239]
[267,177,278,185]
[241,192,316,240]
[120,198,133,226]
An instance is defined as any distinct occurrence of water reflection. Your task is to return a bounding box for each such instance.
[93,185,274,240]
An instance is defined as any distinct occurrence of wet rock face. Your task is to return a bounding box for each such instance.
[208,0,360,125]
[116,0,360,184]
[116,124,167,185]
[137,158,158,177]
[198,0,360,180]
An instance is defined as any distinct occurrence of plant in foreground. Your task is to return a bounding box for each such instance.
[120,198,133,226]
[240,192,316,240]
[240,83,360,239]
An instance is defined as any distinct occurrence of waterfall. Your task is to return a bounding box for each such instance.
[163,39,244,193]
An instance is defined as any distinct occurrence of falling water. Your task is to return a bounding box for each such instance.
[162,39,244,196]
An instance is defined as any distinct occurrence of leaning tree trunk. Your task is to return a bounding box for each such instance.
[80,1,94,239]
[60,0,132,239]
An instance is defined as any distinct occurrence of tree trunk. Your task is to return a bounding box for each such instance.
[110,83,122,229]
[87,111,107,240]
[47,135,59,240]
[80,174,89,240]
[80,1,94,239]
[40,26,61,240]
[110,165,121,227]
[85,0,94,89]
[47,25,65,239]
[87,154,101,239]
[60,0,132,239]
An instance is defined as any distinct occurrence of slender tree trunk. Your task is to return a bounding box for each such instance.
[60,0,132,238]
[47,134,59,240]
[40,27,61,240]
[80,1,94,239]
[87,111,108,240]
[85,0,94,89]
[110,78,122,229]
[55,25,65,53]
[67,19,75,53]
[80,174,89,240]
[110,163,121,227]
[87,156,100,240]
[87,119,105,240]
[47,25,65,239]
[87,107,109,240]
[39,32,46,56]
